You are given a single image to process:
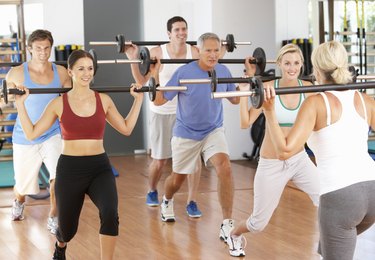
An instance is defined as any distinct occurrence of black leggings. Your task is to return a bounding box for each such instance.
[55,153,119,243]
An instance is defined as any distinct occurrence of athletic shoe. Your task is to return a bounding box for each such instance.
[219,219,235,243]
[160,197,175,222]
[186,201,202,218]
[228,235,247,257]
[11,200,25,221]
[52,242,66,260]
[47,217,58,235]
[146,190,159,206]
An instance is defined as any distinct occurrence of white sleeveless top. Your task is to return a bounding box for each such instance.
[307,90,375,195]
[149,44,193,114]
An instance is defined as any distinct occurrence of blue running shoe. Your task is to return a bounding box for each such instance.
[146,190,159,206]
[186,201,202,218]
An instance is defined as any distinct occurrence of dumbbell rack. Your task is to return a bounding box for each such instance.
[0,0,27,81]
[0,108,16,161]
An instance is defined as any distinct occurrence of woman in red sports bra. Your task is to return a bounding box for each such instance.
[14,49,144,260]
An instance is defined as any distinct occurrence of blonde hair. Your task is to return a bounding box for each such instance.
[311,41,352,84]
[276,44,305,76]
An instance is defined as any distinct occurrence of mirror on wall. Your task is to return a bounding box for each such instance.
[309,0,375,77]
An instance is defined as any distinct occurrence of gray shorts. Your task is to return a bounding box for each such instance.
[318,180,375,260]
[149,111,176,160]
[171,127,229,174]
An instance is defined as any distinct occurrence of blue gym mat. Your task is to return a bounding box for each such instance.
[0,160,15,187]
[369,140,375,153]
[369,140,375,160]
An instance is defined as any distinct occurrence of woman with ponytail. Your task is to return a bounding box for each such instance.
[261,41,375,260]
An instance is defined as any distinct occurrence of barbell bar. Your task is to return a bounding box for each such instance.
[211,77,375,109]
[179,64,364,94]
[0,77,186,104]
[179,68,260,93]
[110,46,275,76]
[89,34,251,53]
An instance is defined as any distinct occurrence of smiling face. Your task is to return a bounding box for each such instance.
[68,57,94,87]
[278,52,303,81]
[168,21,188,44]
[28,39,52,62]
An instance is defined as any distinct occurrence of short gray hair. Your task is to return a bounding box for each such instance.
[197,32,221,49]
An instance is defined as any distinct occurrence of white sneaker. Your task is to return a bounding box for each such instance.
[47,216,58,235]
[220,219,234,243]
[160,197,175,222]
[228,235,247,257]
[11,200,25,221]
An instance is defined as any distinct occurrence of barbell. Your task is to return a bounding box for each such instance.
[211,77,375,109]
[89,34,251,53]
[103,46,275,76]
[0,77,186,104]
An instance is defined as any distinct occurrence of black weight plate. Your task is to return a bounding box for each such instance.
[225,34,235,52]
[253,47,266,76]
[116,34,125,53]
[250,77,264,109]
[139,47,151,76]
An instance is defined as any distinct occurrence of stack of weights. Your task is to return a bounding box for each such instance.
[55,44,83,61]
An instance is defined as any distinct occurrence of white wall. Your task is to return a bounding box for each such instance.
[275,0,311,49]
[24,0,84,60]
[211,0,277,159]
[143,0,212,42]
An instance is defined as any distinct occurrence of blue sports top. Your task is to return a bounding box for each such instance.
[164,61,236,141]
[12,62,61,144]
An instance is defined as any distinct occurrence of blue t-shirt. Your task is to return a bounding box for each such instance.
[164,61,236,141]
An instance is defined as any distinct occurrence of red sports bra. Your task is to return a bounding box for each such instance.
[60,91,106,140]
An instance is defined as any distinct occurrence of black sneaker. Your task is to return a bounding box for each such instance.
[52,242,66,260]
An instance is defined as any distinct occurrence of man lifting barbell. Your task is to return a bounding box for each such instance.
[122,16,205,216]
[151,32,241,245]
[4,29,71,237]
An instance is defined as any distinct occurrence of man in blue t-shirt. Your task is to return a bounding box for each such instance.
[153,32,241,244]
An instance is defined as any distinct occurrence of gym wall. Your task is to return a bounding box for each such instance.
[83,0,146,155]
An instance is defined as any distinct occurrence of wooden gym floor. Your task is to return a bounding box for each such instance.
[0,155,374,260]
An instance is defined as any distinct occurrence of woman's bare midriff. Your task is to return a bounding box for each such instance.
[62,139,105,156]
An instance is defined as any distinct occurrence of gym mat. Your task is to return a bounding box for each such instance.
[368,140,375,153]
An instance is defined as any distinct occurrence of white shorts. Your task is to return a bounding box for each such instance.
[13,134,62,195]
[171,127,229,174]
[149,111,176,160]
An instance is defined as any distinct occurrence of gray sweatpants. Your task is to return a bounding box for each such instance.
[318,180,375,260]
[246,150,320,232]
